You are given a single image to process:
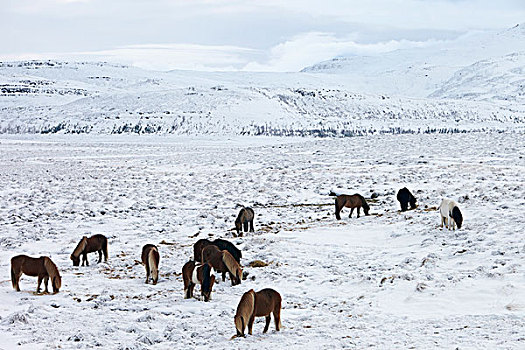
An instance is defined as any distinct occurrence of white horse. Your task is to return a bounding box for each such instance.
[439,198,463,230]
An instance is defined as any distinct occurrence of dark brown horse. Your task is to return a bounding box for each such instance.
[70,234,108,266]
[182,261,215,302]
[235,207,254,237]
[202,245,242,286]
[335,194,370,220]
[141,244,160,285]
[11,255,61,294]
[193,238,242,263]
[234,288,281,337]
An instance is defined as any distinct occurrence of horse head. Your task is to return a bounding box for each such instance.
[202,275,215,302]
[234,315,246,337]
[70,254,80,266]
[52,275,62,293]
[452,206,463,229]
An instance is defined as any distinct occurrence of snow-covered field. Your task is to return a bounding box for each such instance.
[0,133,523,349]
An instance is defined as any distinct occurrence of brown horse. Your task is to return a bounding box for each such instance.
[235,207,254,237]
[234,288,281,337]
[182,261,215,302]
[70,234,108,266]
[11,255,62,294]
[193,238,242,263]
[335,194,370,220]
[141,244,160,285]
[202,245,242,286]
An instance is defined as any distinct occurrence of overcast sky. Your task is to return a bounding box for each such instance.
[1,0,524,71]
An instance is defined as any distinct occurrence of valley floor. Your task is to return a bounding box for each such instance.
[0,133,523,349]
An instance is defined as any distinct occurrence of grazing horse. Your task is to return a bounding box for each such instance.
[397,187,417,211]
[202,245,242,286]
[334,194,370,220]
[141,244,160,285]
[70,234,108,266]
[182,261,215,302]
[235,207,254,237]
[11,255,61,294]
[439,198,463,230]
[193,238,242,264]
[234,288,281,337]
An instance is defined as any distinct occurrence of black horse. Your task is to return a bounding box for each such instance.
[396,187,417,211]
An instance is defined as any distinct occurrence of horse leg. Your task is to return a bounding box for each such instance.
[37,275,43,293]
[250,219,254,232]
[349,208,354,218]
[98,250,102,263]
[145,265,150,284]
[222,271,226,282]
[248,314,255,335]
[357,207,361,218]
[82,252,89,266]
[440,216,443,228]
[43,276,49,293]
[263,315,271,333]
[274,309,281,331]
[243,222,248,233]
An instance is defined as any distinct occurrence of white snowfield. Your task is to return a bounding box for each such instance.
[0,134,523,349]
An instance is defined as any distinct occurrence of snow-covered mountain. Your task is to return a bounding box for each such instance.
[302,23,525,102]
[0,23,524,136]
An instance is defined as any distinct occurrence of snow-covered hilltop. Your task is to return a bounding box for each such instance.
[0,24,524,136]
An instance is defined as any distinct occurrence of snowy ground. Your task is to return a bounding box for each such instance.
[0,133,523,349]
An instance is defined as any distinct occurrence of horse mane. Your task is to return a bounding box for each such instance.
[222,250,241,277]
[72,236,88,258]
[43,257,61,290]
[356,194,370,210]
[235,208,245,223]
[201,263,212,292]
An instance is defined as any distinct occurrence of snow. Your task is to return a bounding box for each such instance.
[0,134,523,349]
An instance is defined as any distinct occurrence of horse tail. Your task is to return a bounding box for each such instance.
[241,316,245,336]
[102,236,108,261]
[149,248,159,282]
[11,266,16,289]
[222,251,240,277]
[334,198,341,220]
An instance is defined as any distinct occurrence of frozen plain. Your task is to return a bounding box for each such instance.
[0,133,523,349]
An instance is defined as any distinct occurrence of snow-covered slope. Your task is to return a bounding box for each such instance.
[0,60,523,136]
[302,24,525,101]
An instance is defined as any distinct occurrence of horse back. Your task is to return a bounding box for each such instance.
[254,288,281,316]
[86,234,107,253]
[213,238,242,263]
[202,245,222,266]
[11,255,46,277]
[141,244,157,264]
[193,239,212,262]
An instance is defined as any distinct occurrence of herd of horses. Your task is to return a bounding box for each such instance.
[9,190,464,338]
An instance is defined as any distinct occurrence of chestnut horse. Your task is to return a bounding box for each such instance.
[141,244,160,284]
[11,255,61,294]
[202,245,242,286]
[234,288,281,337]
[70,234,108,266]
[235,207,254,237]
[335,194,370,220]
[182,261,215,302]
[193,238,242,263]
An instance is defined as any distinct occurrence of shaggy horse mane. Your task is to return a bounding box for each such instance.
[43,256,61,291]
[71,236,88,258]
